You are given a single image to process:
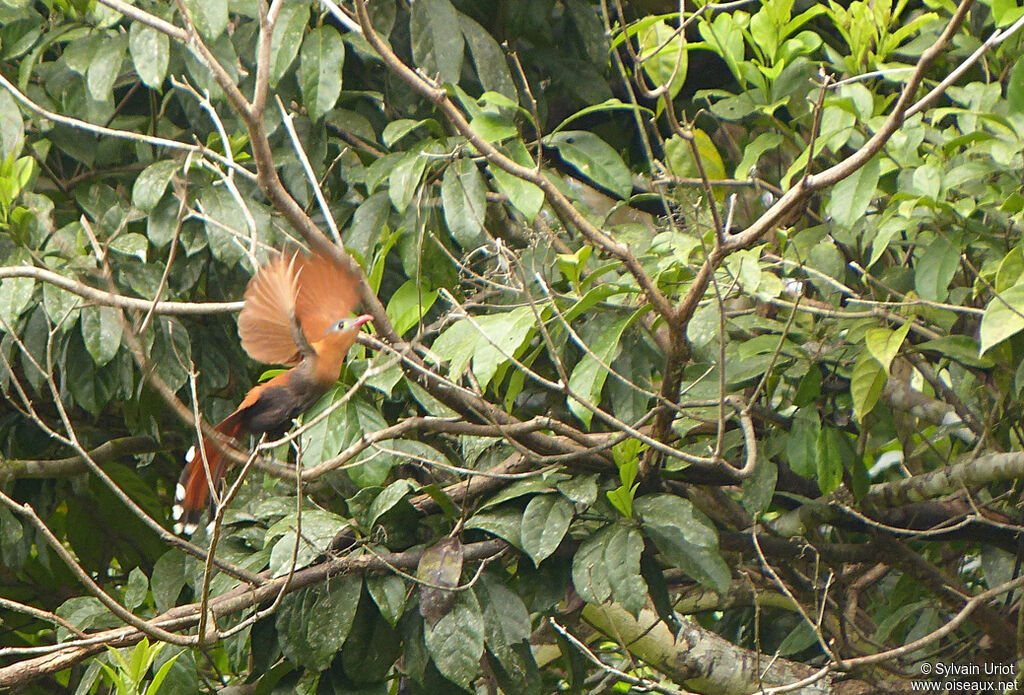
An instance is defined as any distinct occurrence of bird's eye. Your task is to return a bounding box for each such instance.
[330,319,348,332]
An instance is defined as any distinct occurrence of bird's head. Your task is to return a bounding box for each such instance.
[310,314,374,382]
[328,314,373,335]
[327,313,372,337]
[323,314,373,352]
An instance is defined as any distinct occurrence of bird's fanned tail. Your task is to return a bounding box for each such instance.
[172,412,245,535]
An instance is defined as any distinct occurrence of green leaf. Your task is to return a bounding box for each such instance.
[266,509,348,578]
[864,322,911,374]
[556,473,599,506]
[150,550,185,614]
[0,269,34,328]
[80,306,122,367]
[638,19,688,102]
[996,247,1024,292]
[128,22,168,90]
[278,575,362,672]
[366,574,407,627]
[1010,56,1024,116]
[430,319,476,381]
[793,366,822,407]
[917,335,993,368]
[67,340,118,416]
[132,160,178,213]
[151,317,190,393]
[606,483,639,518]
[433,306,536,390]
[0,90,24,160]
[424,590,484,688]
[912,163,942,199]
[644,527,731,595]
[147,651,182,695]
[550,98,652,135]
[128,644,156,687]
[388,147,431,213]
[1,18,42,62]
[365,479,415,529]
[382,118,443,147]
[851,350,887,422]
[182,0,228,41]
[741,458,777,516]
[979,283,1024,354]
[123,567,148,611]
[460,15,516,99]
[520,494,573,566]
[735,132,783,179]
[725,247,762,293]
[410,0,465,84]
[815,427,843,495]
[686,302,721,350]
[349,190,391,261]
[489,140,544,222]
[546,131,632,200]
[466,506,523,548]
[664,130,726,182]
[110,233,149,263]
[915,237,958,301]
[441,158,487,247]
[298,25,345,122]
[468,110,519,143]
[827,155,880,229]
[567,311,635,427]
[994,0,1024,28]
[477,573,531,648]
[146,197,180,249]
[340,601,402,682]
[867,215,906,267]
[269,2,310,87]
[199,186,247,266]
[603,525,646,615]
[570,525,613,605]
[634,494,718,548]
[635,493,731,593]
[778,621,817,657]
[86,34,126,102]
[386,279,439,336]
[571,524,646,614]
[807,239,844,294]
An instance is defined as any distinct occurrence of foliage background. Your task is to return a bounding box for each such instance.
[1,0,1024,693]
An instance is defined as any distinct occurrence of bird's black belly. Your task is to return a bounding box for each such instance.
[240,381,326,437]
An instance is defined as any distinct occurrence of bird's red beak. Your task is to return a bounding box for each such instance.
[354,314,373,328]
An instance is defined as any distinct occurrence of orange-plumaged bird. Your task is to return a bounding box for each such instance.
[172,249,372,535]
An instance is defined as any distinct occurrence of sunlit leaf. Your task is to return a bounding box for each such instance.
[298,25,345,122]
[980,283,1024,354]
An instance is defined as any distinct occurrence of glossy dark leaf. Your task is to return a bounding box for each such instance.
[410,0,464,84]
[520,493,573,566]
[418,537,464,627]
[423,589,484,688]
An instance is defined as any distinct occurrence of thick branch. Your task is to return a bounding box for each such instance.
[0,436,168,482]
[0,265,241,315]
[0,539,508,688]
[866,451,1024,508]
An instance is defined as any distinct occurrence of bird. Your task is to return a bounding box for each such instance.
[172,249,372,535]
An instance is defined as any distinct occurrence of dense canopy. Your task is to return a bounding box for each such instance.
[1,0,1024,693]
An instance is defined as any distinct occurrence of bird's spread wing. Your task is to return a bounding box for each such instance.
[237,250,359,365]
[238,252,303,365]
[292,251,359,342]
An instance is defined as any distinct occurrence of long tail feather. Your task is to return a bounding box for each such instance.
[172,412,245,535]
